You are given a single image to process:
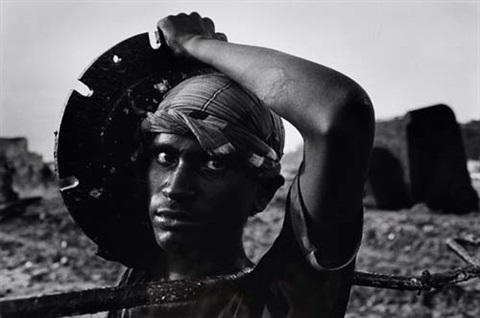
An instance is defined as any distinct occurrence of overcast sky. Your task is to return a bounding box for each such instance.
[1,0,479,161]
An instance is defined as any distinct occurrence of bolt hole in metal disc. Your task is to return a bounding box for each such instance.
[55,32,214,267]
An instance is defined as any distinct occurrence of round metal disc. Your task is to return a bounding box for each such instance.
[55,33,211,267]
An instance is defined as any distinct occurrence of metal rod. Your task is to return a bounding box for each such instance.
[0,270,250,318]
[446,238,480,266]
[1,265,479,318]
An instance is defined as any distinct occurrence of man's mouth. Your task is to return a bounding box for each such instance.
[152,208,201,230]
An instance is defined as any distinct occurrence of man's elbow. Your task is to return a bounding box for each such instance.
[315,83,375,139]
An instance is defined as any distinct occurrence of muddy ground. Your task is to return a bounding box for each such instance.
[1,179,479,317]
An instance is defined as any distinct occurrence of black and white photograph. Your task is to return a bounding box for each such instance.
[1,1,479,317]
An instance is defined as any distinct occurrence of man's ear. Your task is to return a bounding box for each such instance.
[252,175,285,214]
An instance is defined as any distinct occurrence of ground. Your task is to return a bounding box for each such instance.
[1,179,479,317]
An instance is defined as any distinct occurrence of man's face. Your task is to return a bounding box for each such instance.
[147,133,259,253]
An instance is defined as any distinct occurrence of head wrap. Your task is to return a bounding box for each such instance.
[141,73,285,178]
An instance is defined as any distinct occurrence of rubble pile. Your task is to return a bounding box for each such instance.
[0,138,57,203]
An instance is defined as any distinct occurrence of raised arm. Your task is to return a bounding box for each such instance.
[157,12,375,267]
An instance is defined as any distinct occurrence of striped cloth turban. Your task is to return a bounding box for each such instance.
[141,73,285,178]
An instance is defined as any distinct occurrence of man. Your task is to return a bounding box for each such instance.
[110,12,374,317]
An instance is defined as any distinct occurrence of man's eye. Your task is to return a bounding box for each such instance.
[156,152,176,165]
[204,159,227,171]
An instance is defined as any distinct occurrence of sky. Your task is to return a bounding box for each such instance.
[1,0,479,161]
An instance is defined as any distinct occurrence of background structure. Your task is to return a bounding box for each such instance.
[1,0,479,161]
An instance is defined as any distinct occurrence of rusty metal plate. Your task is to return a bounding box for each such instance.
[55,33,211,267]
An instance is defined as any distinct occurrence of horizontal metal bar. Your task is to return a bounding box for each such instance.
[1,265,480,318]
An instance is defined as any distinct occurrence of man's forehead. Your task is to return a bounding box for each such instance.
[151,133,205,154]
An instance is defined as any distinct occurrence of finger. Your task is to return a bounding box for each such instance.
[189,11,204,26]
[215,32,228,42]
[156,19,170,46]
[157,28,168,47]
[189,12,202,20]
[202,17,215,34]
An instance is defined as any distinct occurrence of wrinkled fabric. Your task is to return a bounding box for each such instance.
[141,73,285,178]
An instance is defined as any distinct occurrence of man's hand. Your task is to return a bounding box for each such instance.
[157,12,227,57]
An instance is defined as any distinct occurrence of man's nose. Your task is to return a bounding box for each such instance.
[162,164,195,201]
